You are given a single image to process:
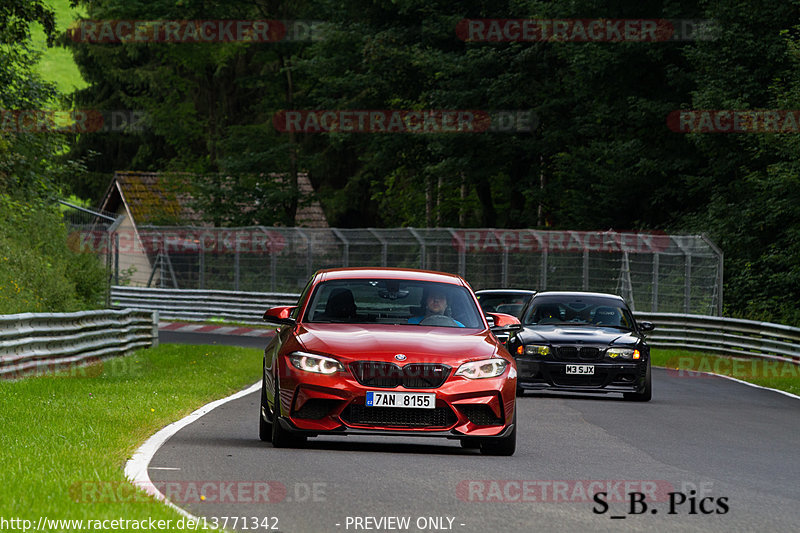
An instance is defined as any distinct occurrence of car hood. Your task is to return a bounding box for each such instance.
[519,325,640,346]
[296,323,500,363]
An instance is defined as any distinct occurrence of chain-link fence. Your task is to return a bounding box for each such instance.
[66,224,723,315]
[60,201,120,305]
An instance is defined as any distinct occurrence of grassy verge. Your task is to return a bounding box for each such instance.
[0,343,263,530]
[31,0,87,94]
[651,348,800,396]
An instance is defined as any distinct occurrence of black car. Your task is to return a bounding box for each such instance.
[475,289,537,319]
[506,291,653,401]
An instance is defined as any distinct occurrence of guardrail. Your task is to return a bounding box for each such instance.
[636,312,800,364]
[110,286,299,324]
[107,288,800,364]
[0,309,158,379]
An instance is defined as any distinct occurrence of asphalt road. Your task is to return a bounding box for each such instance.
[153,331,800,532]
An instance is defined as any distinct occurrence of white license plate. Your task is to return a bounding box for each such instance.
[566,364,595,375]
[365,391,435,409]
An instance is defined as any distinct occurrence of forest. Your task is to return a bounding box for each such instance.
[1,0,798,325]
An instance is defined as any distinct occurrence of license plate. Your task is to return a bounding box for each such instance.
[566,364,594,375]
[366,391,435,409]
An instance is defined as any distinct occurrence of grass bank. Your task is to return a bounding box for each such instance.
[0,343,262,530]
[31,0,87,94]
[651,348,799,396]
[0,195,106,314]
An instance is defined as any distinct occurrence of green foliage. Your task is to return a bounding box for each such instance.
[678,2,800,326]
[53,0,800,326]
[0,0,106,314]
[0,194,107,313]
[0,0,56,45]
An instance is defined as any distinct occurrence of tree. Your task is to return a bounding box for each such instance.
[66,0,318,226]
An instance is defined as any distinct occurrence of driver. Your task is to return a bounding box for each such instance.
[408,287,465,326]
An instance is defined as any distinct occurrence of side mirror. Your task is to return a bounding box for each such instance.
[638,321,654,332]
[263,306,297,327]
[486,312,522,329]
[486,312,522,345]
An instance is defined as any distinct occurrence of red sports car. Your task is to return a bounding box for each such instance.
[258,267,519,455]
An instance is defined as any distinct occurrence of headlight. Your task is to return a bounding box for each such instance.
[455,358,508,379]
[606,348,640,360]
[517,344,550,356]
[289,352,343,374]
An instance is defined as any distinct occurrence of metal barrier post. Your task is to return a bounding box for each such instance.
[152,310,159,348]
[114,233,120,285]
[199,244,205,290]
[540,249,548,290]
[234,239,240,292]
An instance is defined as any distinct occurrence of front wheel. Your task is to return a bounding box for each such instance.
[623,364,652,402]
[480,412,517,456]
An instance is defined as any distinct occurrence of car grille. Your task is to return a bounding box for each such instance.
[556,346,603,361]
[341,404,457,428]
[349,362,451,389]
[458,404,503,426]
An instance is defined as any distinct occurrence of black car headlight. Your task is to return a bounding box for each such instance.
[606,348,640,360]
[516,344,551,357]
[289,352,344,374]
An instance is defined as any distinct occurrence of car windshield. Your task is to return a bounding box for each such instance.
[476,293,532,318]
[304,279,484,328]
[522,296,635,330]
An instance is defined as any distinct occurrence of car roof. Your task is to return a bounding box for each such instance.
[532,291,625,300]
[314,267,467,286]
[476,289,536,295]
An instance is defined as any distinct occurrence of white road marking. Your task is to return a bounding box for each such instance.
[124,381,261,520]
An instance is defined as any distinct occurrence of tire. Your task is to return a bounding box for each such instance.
[623,364,652,402]
[480,412,517,456]
[460,438,481,449]
[271,375,307,448]
[258,373,272,442]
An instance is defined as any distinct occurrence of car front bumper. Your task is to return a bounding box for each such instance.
[515,359,648,393]
[276,362,516,438]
